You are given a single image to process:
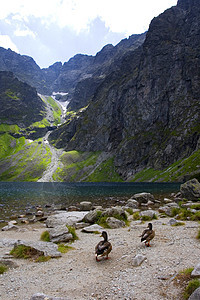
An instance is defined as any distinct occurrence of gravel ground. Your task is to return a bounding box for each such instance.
[0,219,200,300]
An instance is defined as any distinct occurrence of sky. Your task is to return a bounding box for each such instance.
[0,0,177,69]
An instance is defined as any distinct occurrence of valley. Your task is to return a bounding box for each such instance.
[0,0,199,182]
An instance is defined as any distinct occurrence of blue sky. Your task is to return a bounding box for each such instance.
[0,0,177,68]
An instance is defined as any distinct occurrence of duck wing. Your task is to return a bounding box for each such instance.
[140,228,149,241]
[145,230,155,242]
[141,229,155,242]
[95,241,112,256]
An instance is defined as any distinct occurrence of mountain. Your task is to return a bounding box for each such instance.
[0,0,199,182]
[49,0,200,181]
[0,71,46,128]
[0,33,146,109]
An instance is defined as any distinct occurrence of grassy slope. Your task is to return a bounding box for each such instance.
[53,151,123,182]
[0,133,51,181]
[1,96,199,182]
[129,149,200,182]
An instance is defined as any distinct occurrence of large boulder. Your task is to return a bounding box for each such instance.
[102,206,126,218]
[83,208,103,224]
[46,211,88,227]
[79,201,93,211]
[139,210,158,219]
[132,193,155,205]
[81,224,103,233]
[47,225,73,243]
[12,240,61,258]
[158,206,175,216]
[180,179,200,201]
[2,224,19,231]
[125,199,139,209]
[188,287,200,300]
[106,217,125,228]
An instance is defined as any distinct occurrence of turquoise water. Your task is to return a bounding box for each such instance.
[0,182,181,220]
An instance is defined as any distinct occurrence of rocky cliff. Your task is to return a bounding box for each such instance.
[49,0,200,180]
[0,33,146,108]
[0,71,46,128]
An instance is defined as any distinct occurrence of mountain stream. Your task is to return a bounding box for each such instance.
[37,95,66,182]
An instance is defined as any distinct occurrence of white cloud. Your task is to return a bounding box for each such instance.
[0,0,177,35]
[0,35,19,52]
[14,26,36,38]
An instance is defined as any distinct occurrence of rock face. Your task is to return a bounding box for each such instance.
[49,0,200,180]
[0,0,199,182]
[180,179,200,200]
[0,34,146,103]
[0,71,46,127]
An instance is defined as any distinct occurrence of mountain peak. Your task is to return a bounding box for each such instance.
[177,0,200,10]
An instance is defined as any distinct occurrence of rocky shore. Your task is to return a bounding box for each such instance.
[0,179,200,300]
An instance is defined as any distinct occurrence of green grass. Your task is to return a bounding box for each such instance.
[132,212,140,220]
[53,151,123,182]
[0,124,20,134]
[95,211,128,228]
[67,226,79,241]
[184,279,200,299]
[191,204,200,210]
[141,214,158,221]
[57,244,75,253]
[0,133,26,160]
[191,211,200,221]
[196,229,200,239]
[40,231,50,242]
[45,96,61,125]
[0,137,51,181]
[28,118,50,129]
[10,245,44,260]
[172,221,185,226]
[126,208,133,215]
[129,149,200,182]
[10,244,51,262]
[86,157,123,182]
[5,89,20,100]
[0,264,8,274]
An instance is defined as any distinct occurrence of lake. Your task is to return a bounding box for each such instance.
[0,182,181,221]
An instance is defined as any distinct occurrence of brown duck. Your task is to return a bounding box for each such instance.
[95,231,112,261]
[140,223,155,247]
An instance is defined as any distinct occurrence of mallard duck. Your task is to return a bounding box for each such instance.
[95,231,112,261]
[140,223,155,247]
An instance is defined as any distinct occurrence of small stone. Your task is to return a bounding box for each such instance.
[132,254,146,267]
[191,263,200,278]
